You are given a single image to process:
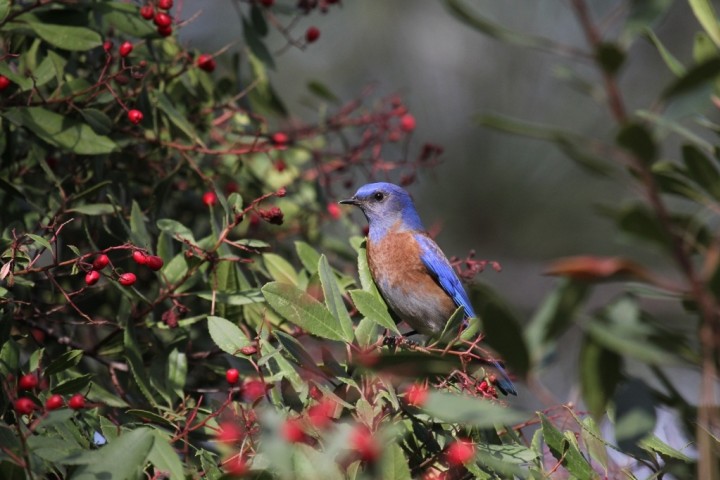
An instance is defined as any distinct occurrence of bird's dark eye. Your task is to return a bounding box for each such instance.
[374,192,385,201]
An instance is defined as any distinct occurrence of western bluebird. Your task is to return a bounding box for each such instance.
[340,182,516,395]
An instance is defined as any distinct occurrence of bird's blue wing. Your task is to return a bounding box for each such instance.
[414,234,476,319]
[415,234,517,396]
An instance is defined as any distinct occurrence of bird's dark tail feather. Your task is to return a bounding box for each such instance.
[489,360,517,396]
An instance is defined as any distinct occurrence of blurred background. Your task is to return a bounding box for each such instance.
[179,0,707,416]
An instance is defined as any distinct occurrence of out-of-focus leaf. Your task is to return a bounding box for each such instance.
[616,122,657,164]
[580,334,622,419]
[640,434,693,461]
[615,204,671,251]
[0,0,9,23]
[524,279,589,363]
[2,107,117,154]
[423,391,525,427]
[250,3,268,36]
[264,253,298,285]
[361,351,459,377]
[166,348,187,400]
[68,204,117,216]
[614,378,657,455]
[539,413,598,479]
[155,91,202,145]
[380,443,412,480]
[580,416,609,472]
[243,16,275,69]
[545,255,653,283]
[596,43,625,75]
[45,349,83,376]
[148,431,184,480]
[662,56,720,99]
[20,17,102,51]
[644,29,686,76]
[682,144,720,200]
[207,316,252,355]
[318,255,354,342]
[262,282,347,342]
[477,114,614,176]
[162,254,188,285]
[274,331,328,380]
[625,0,673,40]
[349,289,400,334]
[307,80,340,103]
[480,302,529,377]
[445,0,560,51]
[689,0,720,47]
[68,428,154,479]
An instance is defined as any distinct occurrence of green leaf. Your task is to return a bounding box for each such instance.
[615,204,671,251]
[689,0,720,47]
[51,374,92,395]
[262,282,347,342]
[26,233,52,252]
[580,416,609,472]
[243,17,275,69]
[264,253,298,285]
[422,391,526,427]
[524,279,589,363]
[539,413,598,479]
[45,349,83,376]
[130,201,151,247]
[614,378,657,455]
[682,144,720,200]
[624,0,673,40]
[380,443,412,480]
[349,289,400,334]
[295,241,321,274]
[124,324,158,406]
[148,431,185,480]
[155,91,202,144]
[356,240,380,295]
[157,219,196,244]
[166,348,187,400]
[595,43,625,75]
[580,334,622,419]
[22,18,102,51]
[207,316,252,355]
[640,434,693,462]
[68,203,117,216]
[162,254,188,285]
[98,2,157,38]
[69,428,154,480]
[644,29,686,76]
[274,331,328,380]
[195,290,264,305]
[0,0,9,23]
[2,107,117,154]
[80,109,113,136]
[318,255,354,342]
[307,80,340,103]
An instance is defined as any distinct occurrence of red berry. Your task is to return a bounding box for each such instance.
[18,373,38,390]
[140,5,154,19]
[202,190,218,207]
[274,159,287,172]
[326,203,341,220]
[216,422,241,444]
[350,425,380,462]
[45,394,64,411]
[243,380,267,403]
[224,456,248,476]
[132,250,148,265]
[154,12,172,27]
[103,40,113,52]
[281,418,305,443]
[271,132,289,147]
[305,26,320,43]
[118,272,137,286]
[68,394,85,410]
[225,368,240,385]
[404,383,428,407]
[260,0,274,6]
[197,54,216,72]
[157,0,173,10]
[446,439,475,466]
[145,255,164,271]
[85,270,101,286]
[119,41,133,57]
[92,254,110,270]
[127,109,143,125]
[14,397,35,415]
[157,25,173,37]
[0,75,11,91]
[399,113,416,133]
[308,398,335,429]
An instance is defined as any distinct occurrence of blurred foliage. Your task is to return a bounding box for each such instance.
[0,0,716,479]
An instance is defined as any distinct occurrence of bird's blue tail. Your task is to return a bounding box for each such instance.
[489,360,517,396]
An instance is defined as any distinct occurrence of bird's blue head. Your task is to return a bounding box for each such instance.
[339,182,425,241]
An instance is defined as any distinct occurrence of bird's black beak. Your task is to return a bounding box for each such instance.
[339,197,359,206]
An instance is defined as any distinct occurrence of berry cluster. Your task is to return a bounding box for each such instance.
[83,248,164,288]
[11,371,87,417]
